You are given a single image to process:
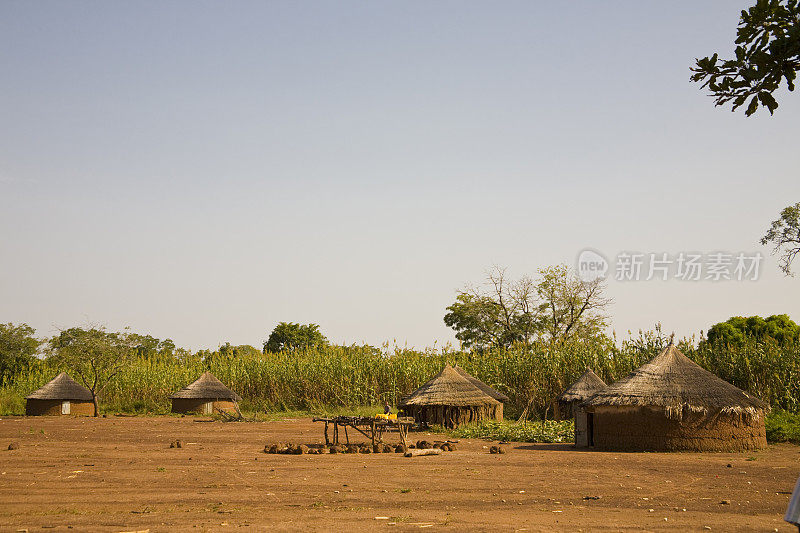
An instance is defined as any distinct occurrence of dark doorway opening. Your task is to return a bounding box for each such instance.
[587,413,595,447]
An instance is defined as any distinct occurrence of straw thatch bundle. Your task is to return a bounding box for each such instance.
[453,365,510,403]
[399,365,501,428]
[26,373,93,401]
[555,368,606,420]
[583,343,769,451]
[25,373,94,416]
[583,344,767,421]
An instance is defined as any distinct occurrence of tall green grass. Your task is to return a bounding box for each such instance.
[2,335,798,417]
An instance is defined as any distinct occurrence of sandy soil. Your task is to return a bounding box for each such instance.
[1,416,798,532]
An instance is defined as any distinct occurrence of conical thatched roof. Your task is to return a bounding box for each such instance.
[26,373,93,401]
[454,365,510,403]
[583,344,768,419]
[399,365,500,407]
[558,368,607,403]
[170,372,242,402]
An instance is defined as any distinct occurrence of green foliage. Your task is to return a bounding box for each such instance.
[263,322,328,353]
[765,409,800,443]
[444,265,609,351]
[0,323,41,384]
[448,420,575,443]
[48,327,138,416]
[706,315,800,347]
[444,292,535,350]
[691,0,800,116]
[1,326,798,417]
[761,202,800,275]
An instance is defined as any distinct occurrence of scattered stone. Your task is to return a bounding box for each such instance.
[726,463,732,468]
[296,445,309,455]
[720,500,730,505]
[583,496,601,500]
[447,442,457,451]
[395,445,406,453]
[7,442,19,451]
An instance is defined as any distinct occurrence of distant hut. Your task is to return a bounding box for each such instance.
[556,368,607,420]
[25,373,94,416]
[170,372,242,415]
[556,369,607,447]
[453,365,510,405]
[582,343,768,451]
[399,364,501,428]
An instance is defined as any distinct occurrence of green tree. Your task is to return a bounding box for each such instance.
[761,201,800,275]
[444,265,610,351]
[690,0,799,116]
[48,327,136,416]
[0,323,41,383]
[263,323,328,353]
[444,267,541,351]
[536,265,610,341]
[706,314,799,347]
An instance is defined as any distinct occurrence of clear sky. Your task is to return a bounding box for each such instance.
[1,1,798,351]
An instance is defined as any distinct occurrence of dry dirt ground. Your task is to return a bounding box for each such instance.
[1,416,798,532]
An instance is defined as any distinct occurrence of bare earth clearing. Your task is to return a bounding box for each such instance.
[1,416,798,532]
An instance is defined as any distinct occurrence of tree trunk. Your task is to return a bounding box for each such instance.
[92,393,99,417]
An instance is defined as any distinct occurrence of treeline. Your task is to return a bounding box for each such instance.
[1,329,798,416]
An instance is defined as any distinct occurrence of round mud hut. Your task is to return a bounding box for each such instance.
[555,368,607,447]
[170,372,242,415]
[453,365,510,405]
[399,364,501,428]
[555,368,607,420]
[582,343,768,452]
[25,372,94,416]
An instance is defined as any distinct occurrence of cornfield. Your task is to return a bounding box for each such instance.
[2,335,798,416]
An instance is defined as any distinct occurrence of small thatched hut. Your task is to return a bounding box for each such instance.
[556,368,607,447]
[583,343,768,451]
[170,372,242,415]
[453,365,510,404]
[556,368,607,421]
[25,373,94,416]
[399,365,501,428]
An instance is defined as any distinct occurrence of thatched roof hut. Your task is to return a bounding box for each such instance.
[170,371,242,415]
[399,365,501,428]
[453,365,510,403]
[582,344,768,451]
[555,368,606,420]
[25,373,94,416]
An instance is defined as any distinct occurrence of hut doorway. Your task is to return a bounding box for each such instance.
[61,401,70,415]
[203,402,213,415]
[587,413,594,447]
